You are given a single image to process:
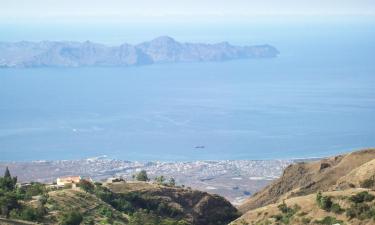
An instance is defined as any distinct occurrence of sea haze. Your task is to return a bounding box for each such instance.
[0,22,374,161]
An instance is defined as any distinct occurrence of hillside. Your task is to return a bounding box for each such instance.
[106,182,239,225]
[232,189,375,225]
[0,36,279,67]
[233,148,375,225]
[238,148,375,213]
[0,170,239,225]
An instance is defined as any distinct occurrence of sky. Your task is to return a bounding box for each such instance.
[0,0,374,43]
[1,0,375,24]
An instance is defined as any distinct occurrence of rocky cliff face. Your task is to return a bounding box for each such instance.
[0,36,279,67]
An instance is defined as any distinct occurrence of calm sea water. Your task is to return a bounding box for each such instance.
[0,22,374,161]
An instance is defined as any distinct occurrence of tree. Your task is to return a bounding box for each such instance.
[79,179,94,193]
[0,167,17,191]
[155,176,165,184]
[135,170,149,182]
[0,191,19,216]
[316,192,333,211]
[4,167,11,178]
[168,178,176,187]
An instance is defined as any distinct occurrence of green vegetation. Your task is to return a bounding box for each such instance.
[271,202,300,224]
[346,202,375,220]
[93,184,184,220]
[345,191,375,221]
[316,192,332,210]
[1,168,237,225]
[314,216,343,225]
[0,167,47,222]
[128,209,189,225]
[300,217,311,224]
[9,205,46,221]
[79,179,95,193]
[168,178,176,187]
[154,176,177,187]
[59,210,83,225]
[134,170,150,182]
[155,176,166,184]
[316,192,343,213]
[360,177,375,188]
[349,191,375,203]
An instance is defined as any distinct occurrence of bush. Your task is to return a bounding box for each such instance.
[79,180,95,193]
[24,182,46,196]
[128,209,190,225]
[272,202,300,224]
[168,178,176,187]
[9,205,45,222]
[98,206,113,218]
[330,203,344,214]
[360,178,374,189]
[350,191,375,203]
[135,170,149,182]
[301,217,311,224]
[315,216,343,225]
[60,210,83,225]
[316,192,333,211]
[346,202,375,220]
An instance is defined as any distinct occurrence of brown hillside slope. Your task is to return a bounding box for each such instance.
[231,189,375,225]
[238,148,375,213]
[335,158,375,189]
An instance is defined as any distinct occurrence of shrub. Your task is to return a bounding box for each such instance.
[301,217,311,224]
[98,206,113,218]
[128,209,190,225]
[315,216,343,225]
[349,191,375,203]
[60,210,83,225]
[316,192,333,211]
[330,203,344,214]
[168,178,176,187]
[360,178,374,189]
[155,176,166,185]
[273,202,300,224]
[135,170,149,182]
[24,182,46,196]
[346,202,375,220]
[79,179,95,193]
[9,205,45,222]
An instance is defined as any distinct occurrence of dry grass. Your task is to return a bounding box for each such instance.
[239,148,375,213]
[232,189,375,225]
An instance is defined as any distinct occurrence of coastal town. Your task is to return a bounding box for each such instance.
[1,157,293,204]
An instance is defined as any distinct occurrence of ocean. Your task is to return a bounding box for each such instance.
[0,20,374,161]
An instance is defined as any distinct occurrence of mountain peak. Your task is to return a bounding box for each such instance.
[150,35,177,43]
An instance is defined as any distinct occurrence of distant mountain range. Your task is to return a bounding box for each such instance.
[0,36,279,68]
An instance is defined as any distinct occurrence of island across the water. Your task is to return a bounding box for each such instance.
[0,36,279,67]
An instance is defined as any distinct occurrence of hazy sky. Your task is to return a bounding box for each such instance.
[1,0,375,23]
